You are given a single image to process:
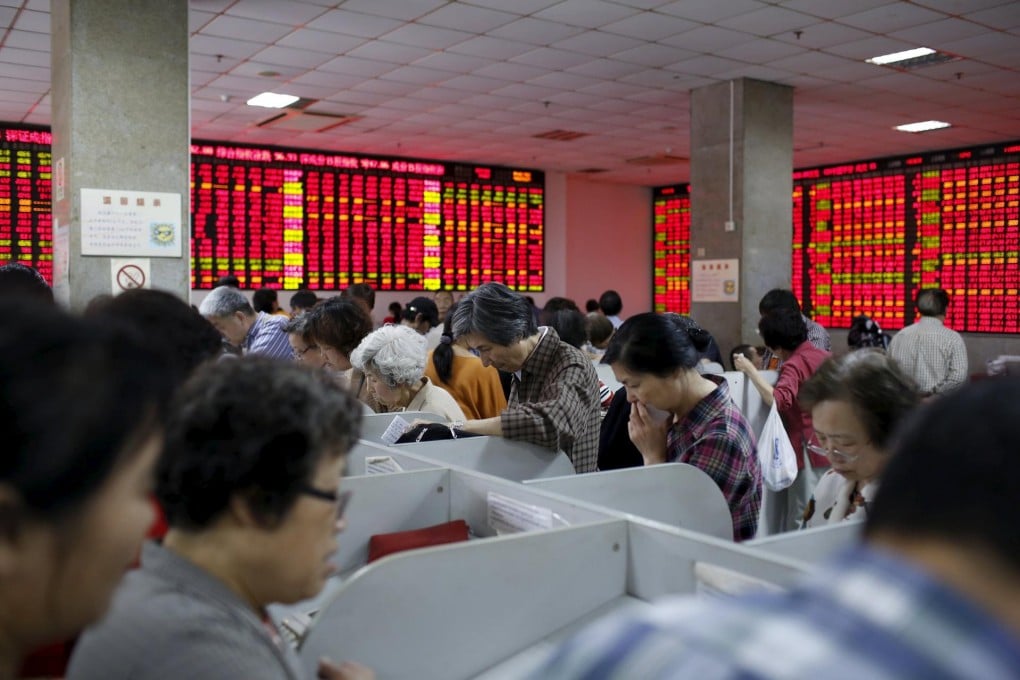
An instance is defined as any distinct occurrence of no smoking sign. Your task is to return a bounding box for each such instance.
[110,258,151,294]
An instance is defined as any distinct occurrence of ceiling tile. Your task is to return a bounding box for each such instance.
[251,45,332,69]
[448,35,541,59]
[551,31,645,57]
[510,47,594,70]
[837,3,948,33]
[412,51,495,74]
[2,30,48,51]
[461,0,564,14]
[345,40,434,65]
[660,25,757,52]
[487,17,587,45]
[717,6,820,37]
[0,63,47,81]
[379,23,474,50]
[534,0,639,29]
[612,43,698,67]
[189,10,217,34]
[887,17,989,45]
[442,74,509,93]
[199,15,293,42]
[317,55,396,77]
[826,35,919,61]
[378,65,454,86]
[777,0,896,21]
[473,60,550,82]
[190,35,265,60]
[769,21,874,50]
[526,71,604,90]
[664,54,750,77]
[0,47,50,68]
[13,10,48,33]
[275,28,366,54]
[339,0,448,21]
[600,11,699,41]
[657,0,771,23]
[565,58,650,79]
[417,3,519,32]
[306,10,404,38]
[225,0,326,25]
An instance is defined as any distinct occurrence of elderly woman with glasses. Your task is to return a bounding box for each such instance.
[351,324,466,422]
[797,350,920,529]
[285,312,326,369]
[68,358,372,680]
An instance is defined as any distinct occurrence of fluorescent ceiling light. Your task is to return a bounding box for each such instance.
[246,92,299,108]
[895,120,951,133]
[866,47,935,65]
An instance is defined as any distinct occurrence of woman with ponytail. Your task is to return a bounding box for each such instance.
[424,301,507,420]
[602,313,762,541]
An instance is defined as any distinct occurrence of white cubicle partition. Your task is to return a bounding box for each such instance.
[525,463,733,540]
[721,369,779,439]
[345,440,442,476]
[594,361,621,393]
[746,521,861,564]
[358,411,444,442]
[298,516,812,680]
[393,436,576,481]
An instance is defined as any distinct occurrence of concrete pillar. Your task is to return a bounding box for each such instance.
[50,0,190,309]
[689,78,793,353]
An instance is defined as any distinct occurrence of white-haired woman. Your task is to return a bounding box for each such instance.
[351,325,466,421]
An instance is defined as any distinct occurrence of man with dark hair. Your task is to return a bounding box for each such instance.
[251,287,287,317]
[450,282,600,473]
[289,289,318,315]
[889,287,967,396]
[536,378,1020,678]
[0,262,54,304]
[757,288,830,368]
[598,289,624,328]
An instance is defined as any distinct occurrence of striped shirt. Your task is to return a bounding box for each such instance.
[666,375,761,541]
[501,327,600,473]
[244,311,293,360]
[889,316,968,395]
[534,546,1020,680]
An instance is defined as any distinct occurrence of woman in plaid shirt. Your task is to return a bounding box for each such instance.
[603,313,762,540]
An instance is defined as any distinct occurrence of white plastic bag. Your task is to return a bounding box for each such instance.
[758,402,798,492]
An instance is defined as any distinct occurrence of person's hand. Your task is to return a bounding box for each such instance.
[318,657,375,680]
[733,352,757,375]
[627,401,669,465]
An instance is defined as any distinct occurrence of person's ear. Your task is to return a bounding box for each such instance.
[227,494,264,530]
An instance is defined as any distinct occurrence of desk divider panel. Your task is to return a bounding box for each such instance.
[345,440,443,477]
[358,411,444,442]
[300,520,631,680]
[525,463,733,540]
[746,521,861,564]
[393,436,576,481]
[595,362,621,393]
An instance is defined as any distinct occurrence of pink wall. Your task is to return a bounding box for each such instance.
[562,176,653,319]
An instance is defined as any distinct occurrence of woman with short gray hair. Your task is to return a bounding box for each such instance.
[449,282,600,473]
[351,325,465,421]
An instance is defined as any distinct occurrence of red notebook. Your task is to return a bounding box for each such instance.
[368,520,470,563]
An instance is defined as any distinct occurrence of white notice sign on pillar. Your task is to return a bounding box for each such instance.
[691,259,739,303]
[81,188,182,257]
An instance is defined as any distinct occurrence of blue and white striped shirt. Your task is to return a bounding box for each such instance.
[244,311,292,360]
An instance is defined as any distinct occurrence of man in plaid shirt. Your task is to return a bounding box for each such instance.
[534,379,1020,679]
[889,288,968,396]
[450,282,600,473]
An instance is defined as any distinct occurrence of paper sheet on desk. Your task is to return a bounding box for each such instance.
[487,491,555,534]
[380,415,412,445]
[366,456,404,475]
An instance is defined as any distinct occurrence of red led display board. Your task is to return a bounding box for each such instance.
[0,127,52,279]
[652,184,691,314]
[0,125,544,293]
[190,143,544,291]
[655,140,1020,334]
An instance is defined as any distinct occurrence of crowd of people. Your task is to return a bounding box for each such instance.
[2,260,1011,679]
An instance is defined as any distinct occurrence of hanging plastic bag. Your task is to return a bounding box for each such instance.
[758,402,798,491]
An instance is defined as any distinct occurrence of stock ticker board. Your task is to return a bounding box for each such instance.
[0,125,545,293]
[653,140,1020,334]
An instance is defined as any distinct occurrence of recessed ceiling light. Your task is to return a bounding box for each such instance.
[866,47,935,65]
[895,120,951,133]
[246,92,299,108]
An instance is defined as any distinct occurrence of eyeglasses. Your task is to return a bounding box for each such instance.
[293,345,318,360]
[298,485,352,521]
[806,443,858,464]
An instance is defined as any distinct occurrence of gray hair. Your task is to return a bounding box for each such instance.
[198,286,253,318]
[451,282,537,346]
[350,324,427,387]
[284,312,313,342]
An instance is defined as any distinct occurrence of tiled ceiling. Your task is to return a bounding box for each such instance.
[2,0,1019,185]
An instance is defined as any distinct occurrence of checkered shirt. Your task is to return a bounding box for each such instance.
[666,376,761,541]
[501,327,600,473]
[889,316,968,395]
